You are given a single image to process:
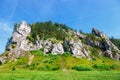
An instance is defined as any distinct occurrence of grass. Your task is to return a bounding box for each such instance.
[1,50,120,79]
[0,70,120,80]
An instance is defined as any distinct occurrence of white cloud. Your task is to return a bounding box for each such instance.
[0,21,13,33]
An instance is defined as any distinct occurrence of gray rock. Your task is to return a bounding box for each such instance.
[43,40,53,54]
[92,28,105,38]
[52,43,64,55]
[12,21,31,43]
[33,36,43,50]
[92,28,120,60]
[104,50,113,59]
[86,38,100,47]
[69,39,89,58]
[76,32,86,39]
[5,21,32,59]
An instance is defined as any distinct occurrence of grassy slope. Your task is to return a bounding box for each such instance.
[0,50,120,80]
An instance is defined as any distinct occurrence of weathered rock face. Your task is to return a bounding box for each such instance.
[92,28,105,38]
[52,43,64,55]
[64,39,89,58]
[76,32,86,39]
[86,38,100,47]
[5,21,32,60]
[43,40,53,54]
[92,28,120,60]
[12,21,31,51]
[33,36,43,50]
[1,20,120,64]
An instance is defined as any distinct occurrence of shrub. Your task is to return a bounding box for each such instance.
[90,47,99,57]
[38,65,60,71]
[93,64,115,70]
[11,44,16,48]
[81,39,86,44]
[27,36,34,43]
[30,50,44,56]
[11,67,16,71]
[28,63,36,70]
[31,21,69,41]
[62,52,72,57]
[72,65,93,71]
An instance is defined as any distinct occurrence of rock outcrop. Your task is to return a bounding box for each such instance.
[4,21,32,61]
[0,21,120,64]
[63,39,89,58]
[92,28,120,60]
[52,43,64,55]
[43,40,53,54]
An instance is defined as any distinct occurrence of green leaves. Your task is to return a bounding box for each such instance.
[31,21,69,41]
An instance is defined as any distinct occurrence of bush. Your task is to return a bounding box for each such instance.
[27,36,34,43]
[30,50,44,56]
[90,47,99,57]
[38,65,60,71]
[31,21,69,41]
[72,65,93,71]
[11,44,16,48]
[11,67,16,71]
[93,64,115,70]
[62,52,72,57]
[28,63,36,70]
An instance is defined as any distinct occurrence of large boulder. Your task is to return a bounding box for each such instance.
[69,39,89,57]
[51,43,64,55]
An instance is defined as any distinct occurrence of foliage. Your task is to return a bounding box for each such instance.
[62,52,72,57]
[93,63,115,70]
[11,44,16,48]
[37,65,60,71]
[86,33,103,42]
[27,36,34,43]
[14,23,20,31]
[11,67,16,71]
[30,50,44,56]
[110,36,120,49]
[1,50,120,72]
[72,65,93,71]
[90,47,99,57]
[16,57,28,65]
[31,21,70,41]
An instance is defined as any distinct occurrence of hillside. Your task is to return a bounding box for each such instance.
[0,21,120,71]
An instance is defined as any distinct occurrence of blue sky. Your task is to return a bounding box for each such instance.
[0,0,120,54]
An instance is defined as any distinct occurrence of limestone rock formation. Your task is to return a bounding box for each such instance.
[52,43,64,55]
[43,40,53,54]
[92,28,120,60]
[86,38,100,47]
[63,39,89,58]
[5,21,32,60]
[0,21,120,64]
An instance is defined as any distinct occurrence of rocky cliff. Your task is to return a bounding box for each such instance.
[0,21,120,64]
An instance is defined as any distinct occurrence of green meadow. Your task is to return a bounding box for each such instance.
[0,70,120,80]
[0,50,120,80]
